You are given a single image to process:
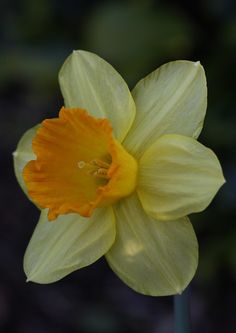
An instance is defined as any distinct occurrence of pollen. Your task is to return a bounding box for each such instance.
[23,107,138,221]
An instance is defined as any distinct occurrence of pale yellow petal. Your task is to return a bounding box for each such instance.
[138,134,225,220]
[106,193,198,296]
[13,125,39,195]
[124,61,207,158]
[59,50,136,142]
[24,207,115,283]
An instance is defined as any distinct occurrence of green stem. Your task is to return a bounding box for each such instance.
[174,286,191,333]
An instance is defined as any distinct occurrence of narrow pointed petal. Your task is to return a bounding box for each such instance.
[59,50,136,142]
[24,207,115,283]
[106,193,198,296]
[13,125,39,195]
[124,61,207,158]
[138,134,225,221]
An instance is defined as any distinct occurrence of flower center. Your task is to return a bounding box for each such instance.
[23,107,138,221]
[77,159,110,179]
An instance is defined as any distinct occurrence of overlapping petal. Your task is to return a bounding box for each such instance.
[59,50,136,142]
[24,207,115,283]
[13,125,39,195]
[138,134,225,221]
[124,61,207,158]
[106,193,198,296]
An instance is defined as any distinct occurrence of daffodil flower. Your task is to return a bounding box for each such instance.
[13,51,225,296]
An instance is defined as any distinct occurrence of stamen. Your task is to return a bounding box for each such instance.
[93,168,109,178]
[78,159,111,179]
[91,159,110,169]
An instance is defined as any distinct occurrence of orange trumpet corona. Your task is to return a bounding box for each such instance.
[23,107,138,221]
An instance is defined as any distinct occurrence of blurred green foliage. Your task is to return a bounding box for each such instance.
[84,2,195,85]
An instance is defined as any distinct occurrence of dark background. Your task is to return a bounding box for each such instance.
[1,0,236,332]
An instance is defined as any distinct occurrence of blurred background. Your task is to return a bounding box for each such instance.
[1,0,236,332]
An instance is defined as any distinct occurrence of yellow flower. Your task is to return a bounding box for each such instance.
[13,51,225,296]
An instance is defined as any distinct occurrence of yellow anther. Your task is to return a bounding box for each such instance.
[91,159,110,169]
[78,159,111,179]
